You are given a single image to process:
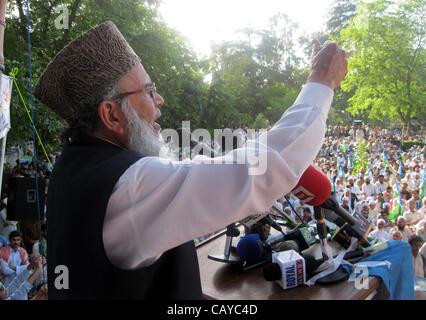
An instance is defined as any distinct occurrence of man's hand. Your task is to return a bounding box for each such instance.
[33,284,48,300]
[0,284,8,300]
[28,253,41,270]
[8,262,16,271]
[308,39,348,90]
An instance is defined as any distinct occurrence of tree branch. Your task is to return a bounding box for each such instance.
[61,0,81,47]
[15,0,28,40]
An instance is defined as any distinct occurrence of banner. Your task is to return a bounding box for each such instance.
[0,74,13,139]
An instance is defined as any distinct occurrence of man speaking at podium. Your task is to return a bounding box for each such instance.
[34,21,347,299]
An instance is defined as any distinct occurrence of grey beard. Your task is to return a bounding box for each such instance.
[120,99,165,156]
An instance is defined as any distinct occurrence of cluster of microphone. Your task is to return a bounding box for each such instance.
[208,163,377,288]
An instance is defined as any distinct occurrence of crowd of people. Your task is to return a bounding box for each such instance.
[0,159,51,300]
[282,124,426,279]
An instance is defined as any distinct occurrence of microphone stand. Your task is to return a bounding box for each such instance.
[223,223,239,259]
[207,223,241,264]
[313,206,329,261]
[312,206,349,284]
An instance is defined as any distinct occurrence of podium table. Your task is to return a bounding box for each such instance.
[196,229,385,300]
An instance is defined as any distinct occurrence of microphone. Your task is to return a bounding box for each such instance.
[236,233,271,265]
[258,215,284,234]
[292,165,357,226]
[291,165,372,260]
[240,212,284,240]
[292,165,373,249]
[265,227,316,252]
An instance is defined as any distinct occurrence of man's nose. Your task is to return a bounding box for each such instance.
[155,93,164,108]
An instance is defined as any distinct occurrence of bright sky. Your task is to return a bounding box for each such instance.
[158,0,335,58]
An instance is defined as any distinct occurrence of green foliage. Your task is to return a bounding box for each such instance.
[401,140,425,152]
[205,13,307,129]
[352,139,369,175]
[264,84,298,124]
[337,0,425,136]
[251,113,270,130]
[327,0,361,37]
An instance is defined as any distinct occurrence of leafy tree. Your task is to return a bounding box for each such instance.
[251,113,270,130]
[299,0,361,126]
[338,0,425,136]
[205,13,307,129]
[263,84,298,124]
[327,0,361,37]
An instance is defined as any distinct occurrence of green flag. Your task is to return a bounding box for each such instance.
[341,141,347,154]
[419,168,425,200]
[388,202,402,224]
[389,180,403,223]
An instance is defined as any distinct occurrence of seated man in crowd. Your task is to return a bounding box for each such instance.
[341,196,351,212]
[415,216,426,242]
[383,186,394,202]
[376,192,385,210]
[390,216,413,243]
[411,189,421,210]
[409,235,425,278]
[391,230,403,241]
[362,176,376,198]
[361,205,376,230]
[368,199,379,220]
[403,198,423,227]
[369,219,390,241]
[375,174,388,194]
[347,177,360,197]
[378,209,393,231]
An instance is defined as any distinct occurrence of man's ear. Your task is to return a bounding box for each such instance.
[97,101,126,135]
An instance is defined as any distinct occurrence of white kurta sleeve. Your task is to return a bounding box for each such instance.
[103,82,334,269]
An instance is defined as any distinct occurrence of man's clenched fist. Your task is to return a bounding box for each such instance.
[308,39,348,90]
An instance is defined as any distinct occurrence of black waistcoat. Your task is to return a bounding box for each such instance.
[47,135,202,299]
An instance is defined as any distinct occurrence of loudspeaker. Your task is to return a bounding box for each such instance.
[7,177,46,221]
